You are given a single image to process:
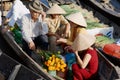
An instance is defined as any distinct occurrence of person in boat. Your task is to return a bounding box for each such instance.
[3,0,30,44]
[70,32,98,80]
[45,4,70,52]
[57,12,87,50]
[4,0,30,28]
[21,0,49,56]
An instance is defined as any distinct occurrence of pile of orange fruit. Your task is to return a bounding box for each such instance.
[44,54,67,72]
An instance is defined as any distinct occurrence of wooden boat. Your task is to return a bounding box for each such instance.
[98,47,120,67]
[0,0,120,79]
[78,1,120,67]
[0,50,48,80]
[80,0,120,26]
[95,49,120,80]
[94,34,120,67]
[0,29,56,80]
[1,31,120,80]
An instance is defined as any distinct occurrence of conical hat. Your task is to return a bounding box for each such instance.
[66,12,87,27]
[46,4,66,14]
[71,33,96,51]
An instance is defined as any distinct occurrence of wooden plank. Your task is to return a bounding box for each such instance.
[0,51,46,80]
[8,64,21,80]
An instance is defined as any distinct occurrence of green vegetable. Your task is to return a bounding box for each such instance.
[60,5,79,16]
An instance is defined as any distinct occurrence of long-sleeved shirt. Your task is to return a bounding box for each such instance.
[21,14,48,43]
[6,0,30,27]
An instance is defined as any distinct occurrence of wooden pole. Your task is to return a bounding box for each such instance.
[1,0,4,28]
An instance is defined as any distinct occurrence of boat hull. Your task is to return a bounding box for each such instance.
[96,49,119,80]
[80,0,120,26]
[0,51,46,80]
[0,29,55,80]
[98,48,120,67]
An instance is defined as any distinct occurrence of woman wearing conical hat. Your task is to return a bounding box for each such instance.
[45,4,70,52]
[57,12,87,47]
[71,33,98,80]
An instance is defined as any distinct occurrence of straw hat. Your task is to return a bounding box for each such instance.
[66,12,87,27]
[46,4,66,14]
[71,33,96,51]
[29,0,43,13]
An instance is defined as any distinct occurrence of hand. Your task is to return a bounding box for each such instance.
[29,41,36,50]
[3,18,9,25]
[57,38,67,43]
[64,46,74,52]
[41,11,46,21]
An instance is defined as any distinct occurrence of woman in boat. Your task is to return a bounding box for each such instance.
[21,0,48,56]
[71,32,98,80]
[45,4,70,52]
[57,12,87,49]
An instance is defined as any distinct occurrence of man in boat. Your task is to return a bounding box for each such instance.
[45,4,70,52]
[4,0,30,28]
[3,0,30,44]
[21,0,49,56]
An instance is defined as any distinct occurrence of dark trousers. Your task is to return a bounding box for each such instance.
[22,35,49,56]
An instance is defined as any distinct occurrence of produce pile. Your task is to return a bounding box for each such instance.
[60,3,114,48]
[95,35,115,48]
[60,4,108,29]
[38,51,66,79]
